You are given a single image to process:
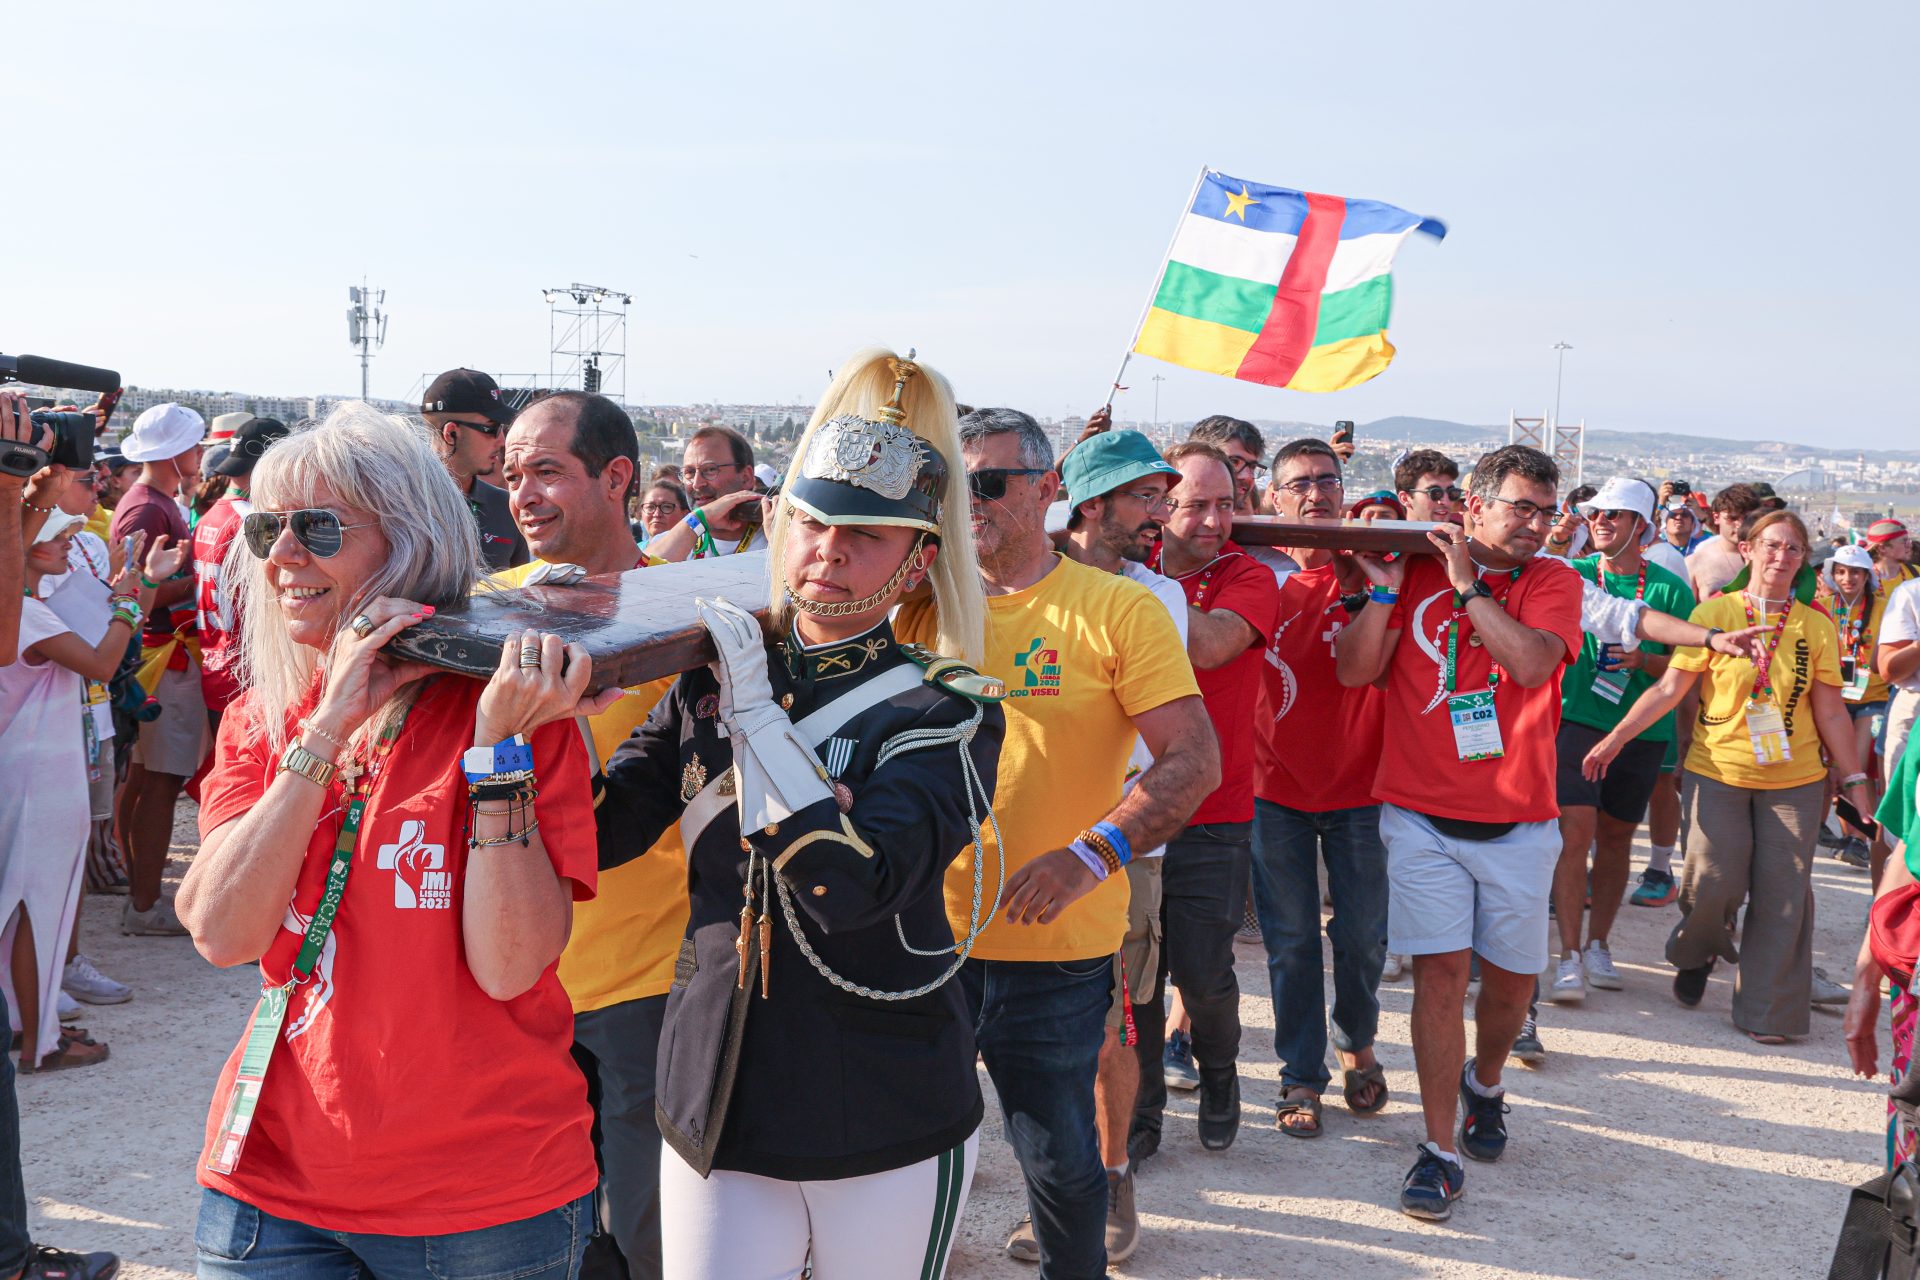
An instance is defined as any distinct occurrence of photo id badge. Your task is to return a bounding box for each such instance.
[206,983,291,1176]
[1746,700,1791,766]
[1448,689,1504,762]
[1590,669,1630,705]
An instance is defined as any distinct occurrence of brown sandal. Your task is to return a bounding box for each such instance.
[22,1033,109,1072]
[1342,1062,1390,1116]
[1275,1088,1323,1138]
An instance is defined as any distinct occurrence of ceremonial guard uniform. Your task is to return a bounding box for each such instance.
[595,348,1004,1279]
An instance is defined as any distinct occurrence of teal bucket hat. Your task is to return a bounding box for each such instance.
[1059,430,1180,505]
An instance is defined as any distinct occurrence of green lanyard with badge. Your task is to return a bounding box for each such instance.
[1836,595,1873,702]
[1739,594,1795,766]
[206,710,408,1176]
[1589,560,1647,706]
[1444,567,1524,763]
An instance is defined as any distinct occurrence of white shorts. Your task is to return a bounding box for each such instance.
[660,1130,978,1280]
[1379,803,1559,975]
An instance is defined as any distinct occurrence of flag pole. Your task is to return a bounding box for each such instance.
[1106,163,1210,413]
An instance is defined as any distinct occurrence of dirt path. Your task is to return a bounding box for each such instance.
[20,804,1887,1278]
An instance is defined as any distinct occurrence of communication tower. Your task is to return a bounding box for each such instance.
[543,284,632,403]
[347,281,388,400]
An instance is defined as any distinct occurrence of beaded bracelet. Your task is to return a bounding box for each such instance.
[298,718,346,753]
[21,498,55,514]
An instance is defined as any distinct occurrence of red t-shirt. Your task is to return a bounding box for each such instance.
[1256,559,1387,813]
[109,482,192,646]
[196,677,599,1234]
[193,495,250,711]
[1372,556,1583,825]
[1160,543,1280,825]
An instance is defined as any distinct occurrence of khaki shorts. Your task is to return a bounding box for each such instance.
[1107,858,1163,1029]
[133,661,211,777]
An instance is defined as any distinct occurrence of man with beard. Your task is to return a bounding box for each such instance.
[421,367,529,570]
[1187,415,1265,514]
[1055,430,1183,1262]
[1396,449,1465,528]
[1248,438,1393,1139]
[643,425,769,561]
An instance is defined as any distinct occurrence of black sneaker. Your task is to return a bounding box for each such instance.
[1674,960,1715,1008]
[1837,837,1871,869]
[1127,1121,1161,1165]
[1197,1066,1241,1151]
[1456,1058,1510,1163]
[23,1246,120,1280]
[1399,1142,1466,1220]
[1509,1016,1547,1066]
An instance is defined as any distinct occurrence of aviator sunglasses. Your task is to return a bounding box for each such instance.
[967,468,1049,501]
[242,509,376,559]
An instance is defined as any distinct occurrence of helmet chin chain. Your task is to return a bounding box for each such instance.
[785,534,927,619]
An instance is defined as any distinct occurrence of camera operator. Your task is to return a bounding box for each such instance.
[0,387,120,1280]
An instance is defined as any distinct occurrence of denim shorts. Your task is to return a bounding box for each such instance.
[1378,803,1559,975]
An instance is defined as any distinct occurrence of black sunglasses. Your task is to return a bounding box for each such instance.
[242,509,376,559]
[1411,485,1465,502]
[967,468,1049,501]
[452,419,505,438]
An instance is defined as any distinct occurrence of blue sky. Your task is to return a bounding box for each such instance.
[9,2,1912,446]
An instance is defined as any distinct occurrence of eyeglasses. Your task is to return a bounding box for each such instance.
[1754,539,1806,558]
[638,502,684,516]
[683,463,745,481]
[454,420,504,438]
[1114,488,1173,511]
[1410,485,1465,502]
[242,509,376,559]
[1166,497,1238,517]
[967,468,1049,501]
[1483,494,1555,524]
[1590,509,1638,522]
[1274,475,1344,497]
[1222,456,1265,478]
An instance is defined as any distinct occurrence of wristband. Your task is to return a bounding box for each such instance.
[1068,839,1113,882]
[462,734,533,782]
[1368,585,1400,605]
[1841,772,1870,789]
[683,509,707,532]
[1703,626,1724,647]
[1091,820,1133,867]
[140,574,160,589]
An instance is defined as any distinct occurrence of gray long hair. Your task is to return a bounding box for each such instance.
[228,402,482,753]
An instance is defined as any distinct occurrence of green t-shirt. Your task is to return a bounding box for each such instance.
[1559,554,1698,741]
[1883,740,1920,876]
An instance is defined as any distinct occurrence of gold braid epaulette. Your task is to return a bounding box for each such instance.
[898,643,1007,704]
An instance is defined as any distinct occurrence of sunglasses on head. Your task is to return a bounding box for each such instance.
[967,468,1048,501]
[242,509,376,559]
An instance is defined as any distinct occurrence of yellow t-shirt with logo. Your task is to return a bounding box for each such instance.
[1669,593,1842,790]
[491,560,689,1012]
[897,555,1200,962]
[1820,586,1892,704]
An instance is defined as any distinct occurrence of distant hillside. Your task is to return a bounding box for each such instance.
[1237,415,1920,464]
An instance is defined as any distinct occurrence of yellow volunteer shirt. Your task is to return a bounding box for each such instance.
[491,560,689,1012]
[1669,593,1842,790]
[898,555,1199,962]
[85,505,113,544]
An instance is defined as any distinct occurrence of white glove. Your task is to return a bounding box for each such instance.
[695,597,833,833]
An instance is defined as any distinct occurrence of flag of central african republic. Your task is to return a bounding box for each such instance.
[1132,170,1445,393]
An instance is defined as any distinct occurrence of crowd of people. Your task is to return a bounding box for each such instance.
[1,354,1917,1280]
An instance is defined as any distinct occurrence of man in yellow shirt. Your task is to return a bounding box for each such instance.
[898,407,1215,1276]
[497,392,686,1280]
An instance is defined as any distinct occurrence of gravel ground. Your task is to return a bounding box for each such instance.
[18,801,1889,1278]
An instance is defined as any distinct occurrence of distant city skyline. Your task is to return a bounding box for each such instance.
[8,4,1912,450]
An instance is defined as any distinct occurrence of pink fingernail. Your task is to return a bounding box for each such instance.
[412,611,428,621]
[422,605,436,615]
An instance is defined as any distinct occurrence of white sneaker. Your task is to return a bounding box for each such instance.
[56,990,83,1023]
[121,896,190,937]
[63,953,132,1005]
[1381,953,1407,982]
[1550,952,1586,1004]
[1584,940,1623,991]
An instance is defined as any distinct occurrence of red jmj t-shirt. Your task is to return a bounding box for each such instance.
[196,677,599,1235]
[1256,559,1386,813]
[1159,543,1280,826]
[193,495,250,712]
[1371,556,1583,825]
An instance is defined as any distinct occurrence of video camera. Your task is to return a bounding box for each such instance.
[0,352,122,477]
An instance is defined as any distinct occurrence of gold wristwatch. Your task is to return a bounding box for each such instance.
[279,744,337,789]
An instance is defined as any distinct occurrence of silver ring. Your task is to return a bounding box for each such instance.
[518,642,543,670]
[349,614,376,640]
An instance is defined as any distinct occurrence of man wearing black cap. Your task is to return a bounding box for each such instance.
[422,368,529,570]
[193,417,289,728]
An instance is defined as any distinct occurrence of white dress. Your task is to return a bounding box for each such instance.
[0,598,90,1065]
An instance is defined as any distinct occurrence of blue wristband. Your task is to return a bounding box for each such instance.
[1068,840,1112,882]
[1092,820,1132,867]
[683,510,706,531]
[1368,585,1400,605]
[462,735,534,783]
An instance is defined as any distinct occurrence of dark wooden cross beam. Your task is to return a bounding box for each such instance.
[390,518,1443,687]
[389,553,774,691]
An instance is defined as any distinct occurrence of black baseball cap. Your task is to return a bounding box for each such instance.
[422,368,515,426]
[213,417,291,477]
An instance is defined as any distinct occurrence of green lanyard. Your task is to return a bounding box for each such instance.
[1443,566,1524,694]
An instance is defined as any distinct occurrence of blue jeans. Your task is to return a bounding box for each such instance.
[960,956,1110,1280]
[194,1188,592,1280]
[0,999,25,1276]
[1250,799,1388,1093]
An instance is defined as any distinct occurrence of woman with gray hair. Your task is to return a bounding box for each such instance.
[176,404,620,1280]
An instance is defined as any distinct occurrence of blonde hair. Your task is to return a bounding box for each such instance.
[229,402,483,753]
[767,346,986,666]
